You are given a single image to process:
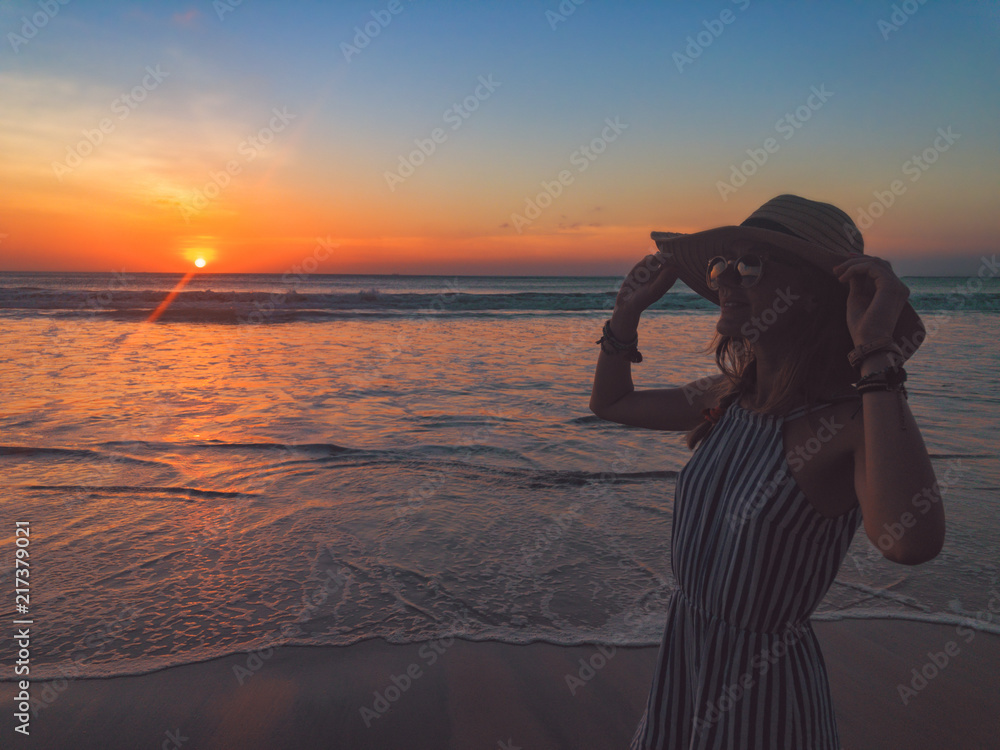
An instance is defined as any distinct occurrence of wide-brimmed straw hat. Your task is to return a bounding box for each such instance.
[651,194,926,360]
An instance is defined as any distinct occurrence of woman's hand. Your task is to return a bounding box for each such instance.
[833,254,910,346]
[615,251,679,318]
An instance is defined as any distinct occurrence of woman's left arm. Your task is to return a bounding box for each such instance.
[835,255,945,565]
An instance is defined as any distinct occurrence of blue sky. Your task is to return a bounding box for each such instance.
[1,0,997,274]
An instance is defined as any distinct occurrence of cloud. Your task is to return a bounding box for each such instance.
[171,9,201,27]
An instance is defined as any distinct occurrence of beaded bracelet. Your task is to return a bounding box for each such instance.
[596,319,642,362]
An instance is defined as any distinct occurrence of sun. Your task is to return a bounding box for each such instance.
[182,242,217,269]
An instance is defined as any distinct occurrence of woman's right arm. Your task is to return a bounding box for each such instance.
[588,253,723,432]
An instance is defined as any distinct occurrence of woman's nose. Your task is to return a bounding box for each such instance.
[715,265,742,288]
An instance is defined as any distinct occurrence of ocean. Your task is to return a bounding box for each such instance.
[1,269,998,681]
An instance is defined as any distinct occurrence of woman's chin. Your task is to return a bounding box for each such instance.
[716,318,744,337]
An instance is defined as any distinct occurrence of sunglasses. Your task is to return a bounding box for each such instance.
[706,253,797,290]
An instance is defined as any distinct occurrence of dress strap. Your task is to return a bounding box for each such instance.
[784,394,861,422]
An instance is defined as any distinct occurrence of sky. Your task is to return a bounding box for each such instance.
[1,0,998,276]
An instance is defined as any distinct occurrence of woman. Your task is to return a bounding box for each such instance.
[588,195,945,749]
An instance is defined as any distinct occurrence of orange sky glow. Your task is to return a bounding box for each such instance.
[1,3,997,276]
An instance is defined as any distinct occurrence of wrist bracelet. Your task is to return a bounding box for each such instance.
[599,319,635,347]
[598,339,643,362]
[596,319,642,362]
[848,337,904,369]
[856,382,908,399]
[854,365,910,431]
[856,364,907,388]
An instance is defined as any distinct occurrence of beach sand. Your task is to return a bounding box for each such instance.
[2,619,997,750]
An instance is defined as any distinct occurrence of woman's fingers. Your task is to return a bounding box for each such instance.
[834,255,909,340]
[617,252,678,313]
[634,254,676,286]
[650,255,679,286]
[836,257,908,295]
[623,255,662,286]
[834,255,896,278]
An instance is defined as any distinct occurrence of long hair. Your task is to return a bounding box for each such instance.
[685,268,856,450]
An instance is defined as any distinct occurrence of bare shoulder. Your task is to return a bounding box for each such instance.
[783,395,864,517]
[786,394,864,451]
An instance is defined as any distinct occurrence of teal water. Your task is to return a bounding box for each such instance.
[0,273,997,681]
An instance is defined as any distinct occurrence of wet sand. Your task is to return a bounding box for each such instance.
[2,619,998,749]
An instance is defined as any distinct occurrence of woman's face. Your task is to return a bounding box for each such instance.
[713,240,826,342]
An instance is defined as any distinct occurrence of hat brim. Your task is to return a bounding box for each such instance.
[651,225,926,361]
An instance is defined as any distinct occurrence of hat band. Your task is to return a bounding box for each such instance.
[738,216,805,240]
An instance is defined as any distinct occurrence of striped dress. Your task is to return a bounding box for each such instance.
[630,399,863,750]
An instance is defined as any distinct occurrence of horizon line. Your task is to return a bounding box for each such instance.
[0,268,984,279]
